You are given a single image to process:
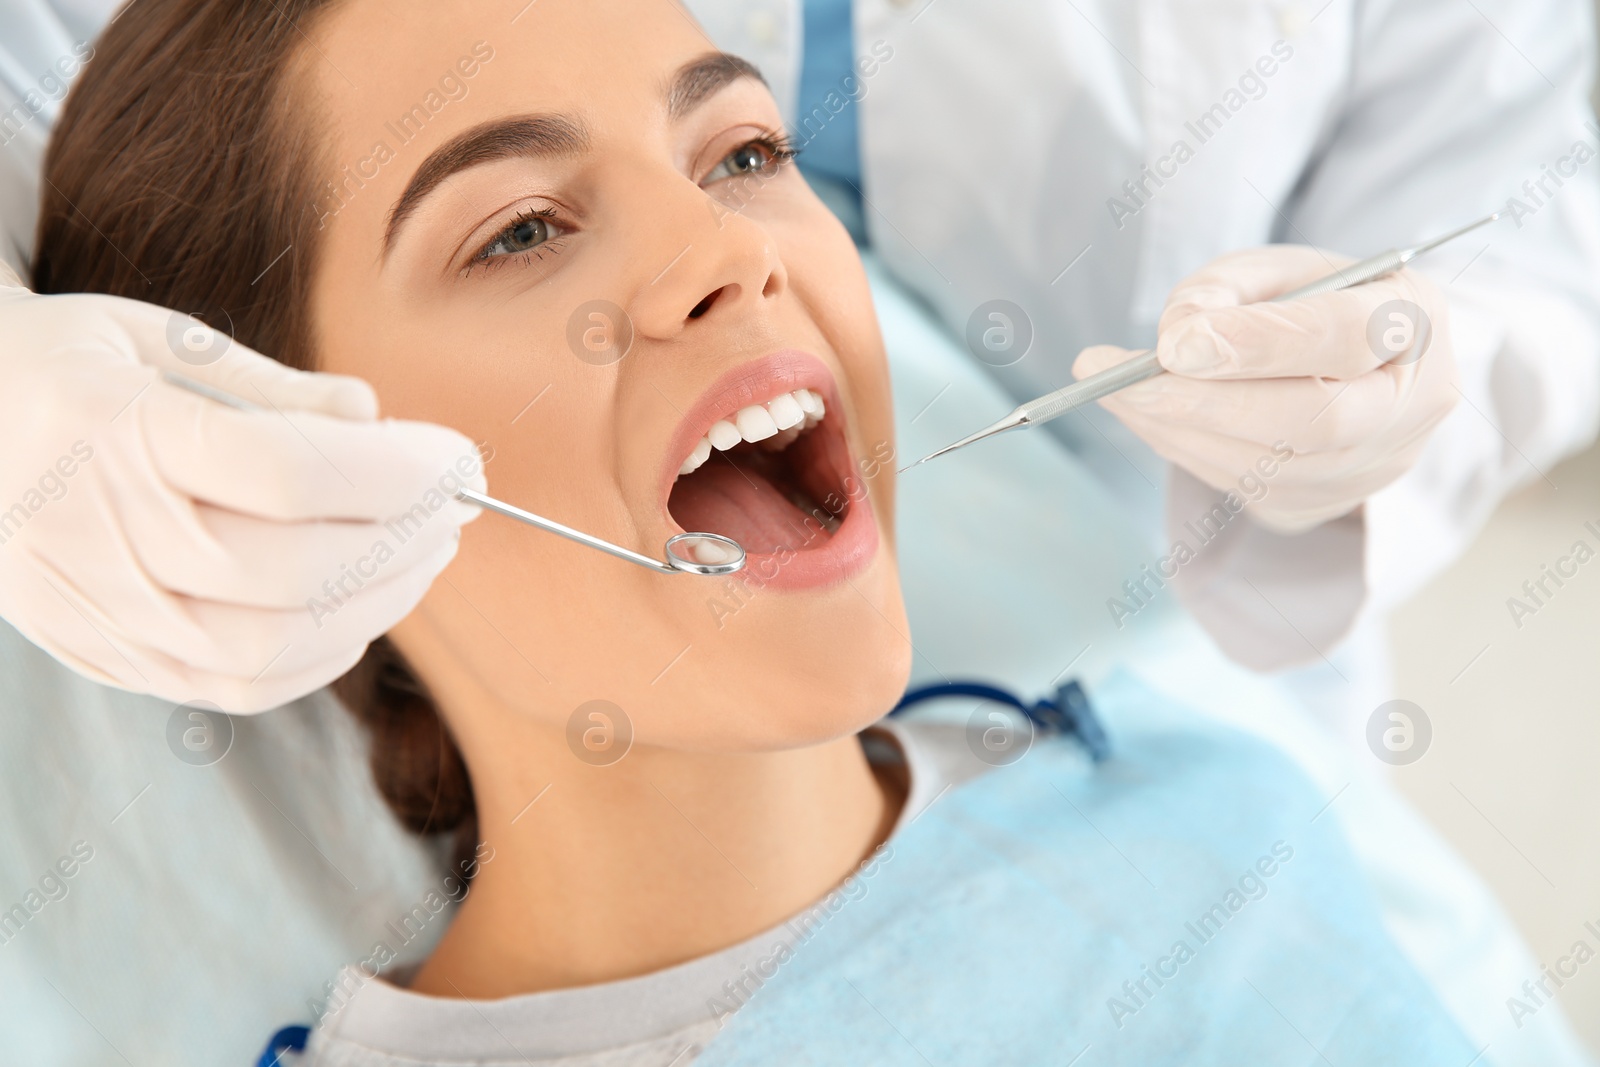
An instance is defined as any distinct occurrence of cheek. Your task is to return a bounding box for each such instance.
[822,286,899,537]
[317,284,669,728]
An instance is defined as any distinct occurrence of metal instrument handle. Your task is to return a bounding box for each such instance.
[1019,247,1411,426]
[455,487,678,574]
[1272,248,1406,301]
[1021,350,1162,424]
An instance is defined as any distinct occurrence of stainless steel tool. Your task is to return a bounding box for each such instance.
[161,371,746,576]
[901,212,1501,472]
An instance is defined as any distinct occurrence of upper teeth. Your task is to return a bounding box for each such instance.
[678,388,827,476]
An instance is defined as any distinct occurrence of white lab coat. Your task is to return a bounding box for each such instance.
[688,0,1600,671]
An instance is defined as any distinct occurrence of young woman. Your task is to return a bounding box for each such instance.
[34,0,1485,1062]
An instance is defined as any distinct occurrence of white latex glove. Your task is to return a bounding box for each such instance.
[0,278,484,712]
[1073,246,1458,534]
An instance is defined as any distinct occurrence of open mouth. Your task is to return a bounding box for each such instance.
[664,351,877,588]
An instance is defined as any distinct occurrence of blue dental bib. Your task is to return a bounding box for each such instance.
[694,671,1482,1067]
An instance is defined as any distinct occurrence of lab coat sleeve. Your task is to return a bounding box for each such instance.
[1287,0,1600,613]
[1173,0,1600,665]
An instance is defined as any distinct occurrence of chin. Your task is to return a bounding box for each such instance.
[657,556,913,753]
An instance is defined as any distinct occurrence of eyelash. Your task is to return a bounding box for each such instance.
[739,130,799,171]
[464,206,566,278]
[463,131,800,277]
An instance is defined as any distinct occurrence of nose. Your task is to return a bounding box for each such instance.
[625,176,788,342]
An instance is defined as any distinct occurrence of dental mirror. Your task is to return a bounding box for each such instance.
[158,372,747,578]
[454,488,746,576]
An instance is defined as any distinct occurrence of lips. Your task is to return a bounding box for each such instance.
[662,350,878,590]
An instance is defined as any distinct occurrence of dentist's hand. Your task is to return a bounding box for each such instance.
[1072,245,1458,534]
[0,276,484,713]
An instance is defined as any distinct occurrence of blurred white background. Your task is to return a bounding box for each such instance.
[1390,445,1600,1050]
[1385,47,1600,1044]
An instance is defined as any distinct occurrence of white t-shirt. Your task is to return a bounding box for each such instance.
[297,719,994,1066]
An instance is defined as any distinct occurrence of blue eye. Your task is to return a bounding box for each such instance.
[478,209,560,262]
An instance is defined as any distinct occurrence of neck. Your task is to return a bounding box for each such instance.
[408,708,899,999]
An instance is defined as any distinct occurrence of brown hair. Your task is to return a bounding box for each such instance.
[33,0,476,861]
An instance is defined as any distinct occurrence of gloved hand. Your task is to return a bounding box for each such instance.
[0,278,484,712]
[1073,245,1457,534]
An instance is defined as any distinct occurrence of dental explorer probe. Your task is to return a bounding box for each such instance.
[160,372,747,577]
[900,212,1501,472]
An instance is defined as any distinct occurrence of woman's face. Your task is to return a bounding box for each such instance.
[305,0,910,750]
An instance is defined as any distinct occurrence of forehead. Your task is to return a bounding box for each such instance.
[305,0,717,157]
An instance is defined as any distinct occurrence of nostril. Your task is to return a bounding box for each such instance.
[688,287,723,319]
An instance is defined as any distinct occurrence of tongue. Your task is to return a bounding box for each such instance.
[668,460,824,554]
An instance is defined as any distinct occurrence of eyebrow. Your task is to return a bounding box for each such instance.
[383,51,767,255]
[667,52,766,121]
[384,115,588,254]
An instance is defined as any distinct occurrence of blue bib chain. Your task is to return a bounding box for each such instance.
[890,678,1111,763]
[256,1025,309,1066]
